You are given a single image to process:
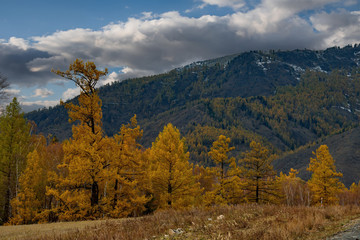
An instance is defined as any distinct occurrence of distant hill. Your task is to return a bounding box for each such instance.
[25,44,360,185]
[274,127,360,187]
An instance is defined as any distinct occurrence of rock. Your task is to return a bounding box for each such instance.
[168,228,184,236]
[174,228,184,234]
[168,229,176,236]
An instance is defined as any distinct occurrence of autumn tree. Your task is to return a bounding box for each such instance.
[0,97,31,224]
[239,141,278,203]
[104,115,149,217]
[205,135,241,205]
[193,165,216,196]
[149,123,200,209]
[47,59,109,220]
[277,168,310,206]
[307,145,344,205]
[339,181,360,205]
[9,136,63,225]
[208,135,235,182]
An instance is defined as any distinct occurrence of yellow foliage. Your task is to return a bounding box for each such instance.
[206,135,244,205]
[208,135,235,181]
[307,145,344,205]
[47,59,110,220]
[104,115,150,218]
[239,141,278,203]
[52,58,108,96]
[277,168,311,206]
[149,123,201,209]
[9,137,63,225]
[9,150,43,225]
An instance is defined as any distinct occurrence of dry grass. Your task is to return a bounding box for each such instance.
[1,205,360,240]
[0,219,119,240]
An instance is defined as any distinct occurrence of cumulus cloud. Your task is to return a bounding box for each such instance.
[20,100,59,112]
[199,0,246,10]
[6,37,30,50]
[62,87,80,101]
[310,10,360,46]
[0,42,53,86]
[33,88,54,98]
[99,71,120,86]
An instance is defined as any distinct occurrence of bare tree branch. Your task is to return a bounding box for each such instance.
[0,73,9,102]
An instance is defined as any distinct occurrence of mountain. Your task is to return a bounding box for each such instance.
[27,45,360,138]
[274,127,360,186]
[25,44,360,185]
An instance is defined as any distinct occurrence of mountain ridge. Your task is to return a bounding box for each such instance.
[25,44,360,185]
[26,44,360,139]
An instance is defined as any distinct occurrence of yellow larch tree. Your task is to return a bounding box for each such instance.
[205,135,241,205]
[149,123,200,209]
[47,59,110,220]
[9,136,64,224]
[9,149,43,225]
[208,135,235,183]
[307,145,344,205]
[239,141,278,203]
[104,115,150,217]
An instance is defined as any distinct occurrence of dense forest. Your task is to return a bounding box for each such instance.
[1,58,360,226]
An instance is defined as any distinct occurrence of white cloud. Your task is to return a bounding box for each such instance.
[21,100,58,107]
[62,87,80,101]
[199,0,245,10]
[4,88,21,95]
[33,88,54,98]
[20,100,59,113]
[99,71,120,86]
[310,10,360,46]
[6,37,30,50]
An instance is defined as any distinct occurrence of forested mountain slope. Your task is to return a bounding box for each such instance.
[26,45,360,139]
[274,127,360,186]
[25,45,360,184]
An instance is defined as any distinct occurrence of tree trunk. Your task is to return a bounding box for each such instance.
[112,179,118,208]
[167,182,172,206]
[3,170,11,223]
[256,177,259,203]
[91,181,99,206]
[168,163,172,207]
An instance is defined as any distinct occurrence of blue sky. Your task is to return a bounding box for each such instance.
[0,0,359,112]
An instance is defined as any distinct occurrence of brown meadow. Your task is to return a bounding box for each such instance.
[1,204,359,240]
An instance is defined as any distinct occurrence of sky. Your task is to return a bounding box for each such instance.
[0,0,360,112]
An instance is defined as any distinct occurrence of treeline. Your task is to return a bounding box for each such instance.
[1,60,360,226]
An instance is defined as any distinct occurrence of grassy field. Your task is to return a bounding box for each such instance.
[1,205,360,240]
